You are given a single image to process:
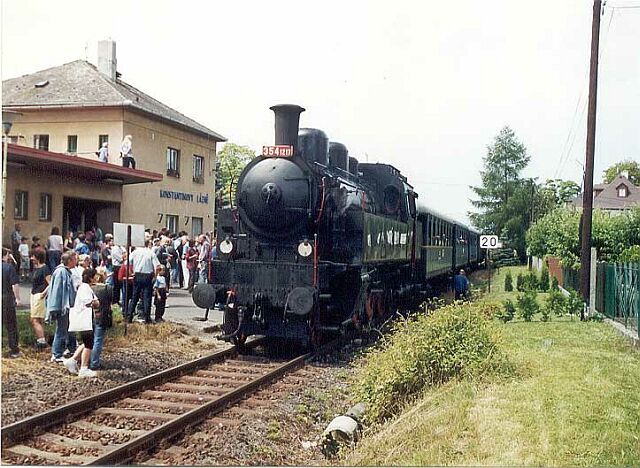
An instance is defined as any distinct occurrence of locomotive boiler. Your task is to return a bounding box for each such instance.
[194,104,481,349]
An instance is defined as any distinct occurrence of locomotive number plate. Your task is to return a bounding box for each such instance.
[262,145,294,157]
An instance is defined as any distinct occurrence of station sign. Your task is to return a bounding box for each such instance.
[480,235,501,249]
[262,145,294,157]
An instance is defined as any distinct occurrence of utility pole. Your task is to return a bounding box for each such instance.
[579,0,602,308]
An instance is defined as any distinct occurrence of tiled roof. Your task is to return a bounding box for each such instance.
[2,60,226,141]
[571,175,640,210]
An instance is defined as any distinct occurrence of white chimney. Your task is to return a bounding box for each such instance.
[620,170,629,179]
[97,40,117,81]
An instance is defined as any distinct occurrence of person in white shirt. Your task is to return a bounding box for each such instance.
[18,237,30,282]
[127,240,159,323]
[71,255,91,291]
[46,226,64,271]
[120,135,135,169]
[111,243,124,305]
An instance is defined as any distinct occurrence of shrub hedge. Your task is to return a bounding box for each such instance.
[353,302,511,422]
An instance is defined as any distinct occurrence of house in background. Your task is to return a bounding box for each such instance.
[2,40,226,236]
[570,171,640,214]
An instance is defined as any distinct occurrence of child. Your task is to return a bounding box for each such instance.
[18,237,30,282]
[153,265,167,323]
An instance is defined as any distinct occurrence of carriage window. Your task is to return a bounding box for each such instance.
[407,191,416,217]
[428,216,434,245]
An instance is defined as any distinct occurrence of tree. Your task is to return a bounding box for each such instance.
[603,160,640,185]
[526,206,640,267]
[216,143,256,206]
[540,179,581,205]
[534,178,581,220]
[469,127,531,257]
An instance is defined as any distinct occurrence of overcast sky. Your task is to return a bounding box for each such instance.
[2,0,639,225]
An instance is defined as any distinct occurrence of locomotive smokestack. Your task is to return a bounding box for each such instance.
[270,104,305,149]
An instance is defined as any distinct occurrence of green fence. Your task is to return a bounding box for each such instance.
[600,262,639,333]
[560,261,638,334]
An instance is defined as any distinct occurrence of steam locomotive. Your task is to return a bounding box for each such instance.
[193,105,481,348]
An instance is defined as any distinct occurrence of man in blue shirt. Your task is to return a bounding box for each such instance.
[453,269,470,301]
[47,251,78,362]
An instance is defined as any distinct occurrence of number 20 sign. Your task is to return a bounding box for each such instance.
[480,235,500,249]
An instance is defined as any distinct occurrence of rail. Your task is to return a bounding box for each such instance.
[0,336,343,466]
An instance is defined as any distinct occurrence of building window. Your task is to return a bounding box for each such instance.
[166,147,180,177]
[193,155,204,183]
[166,214,179,234]
[192,217,203,237]
[98,134,109,148]
[67,135,78,154]
[33,134,49,151]
[14,190,28,219]
[39,193,52,221]
[618,186,628,198]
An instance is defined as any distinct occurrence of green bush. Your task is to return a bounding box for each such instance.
[516,291,539,322]
[551,276,559,290]
[496,299,516,323]
[564,290,584,317]
[539,267,550,291]
[504,270,513,292]
[620,245,640,263]
[516,273,525,292]
[353,302,511,422]
[546,289,566,317]
[523,271,539,291]
[540,307,550,322]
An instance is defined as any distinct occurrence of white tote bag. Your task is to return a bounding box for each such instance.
[68,284,95,332]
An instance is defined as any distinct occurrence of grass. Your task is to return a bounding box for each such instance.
[474,265,542,303]
[345,265,640,466]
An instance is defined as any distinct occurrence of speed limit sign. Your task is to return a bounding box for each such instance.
[480,235,500,249]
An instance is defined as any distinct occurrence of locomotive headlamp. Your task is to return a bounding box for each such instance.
[219,239,234,255]
[297,240,313,257]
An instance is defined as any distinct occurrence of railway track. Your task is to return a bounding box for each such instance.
[1,339,316,465]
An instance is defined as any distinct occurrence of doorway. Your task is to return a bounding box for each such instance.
[63,197,120,236]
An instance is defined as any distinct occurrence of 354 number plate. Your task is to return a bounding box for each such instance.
[262,145,294,157]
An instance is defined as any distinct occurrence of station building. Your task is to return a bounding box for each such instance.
[2,40,226,238]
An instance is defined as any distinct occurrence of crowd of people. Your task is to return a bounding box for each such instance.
[2,224,218,378]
